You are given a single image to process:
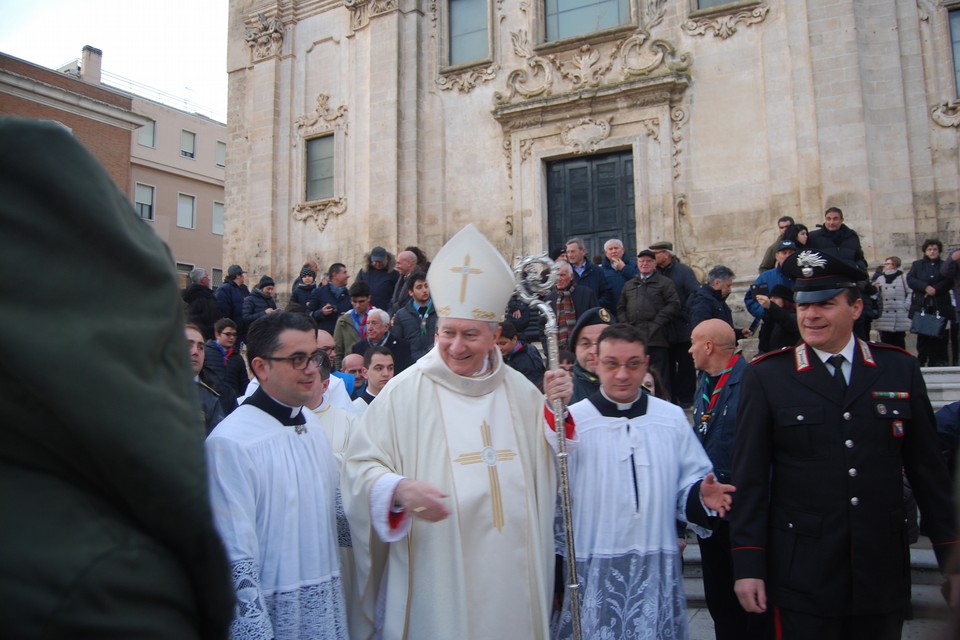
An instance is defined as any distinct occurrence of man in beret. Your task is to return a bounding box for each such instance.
[651,241,700,407]
[617,249,681,390]
[731,249,960,639]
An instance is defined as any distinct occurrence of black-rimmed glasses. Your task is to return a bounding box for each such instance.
[262,350,326,370]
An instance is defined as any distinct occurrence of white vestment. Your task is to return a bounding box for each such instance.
[207,395,348,640]
[310,400,368,638]
[343,346,557,640]
[553,393,715,640]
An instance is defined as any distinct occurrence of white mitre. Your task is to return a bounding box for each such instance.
[428,224,514,322]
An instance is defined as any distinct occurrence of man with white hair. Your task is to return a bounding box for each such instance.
[344,224,572,639]
[389,250,422,314]
[350,307,412,373]
[600,237,639,306]
[182,267,221,340]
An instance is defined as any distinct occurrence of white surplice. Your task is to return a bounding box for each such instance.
[207,402,348,640]
[553,393,715,640]
[343,346,557,640]
[310,400,370,639]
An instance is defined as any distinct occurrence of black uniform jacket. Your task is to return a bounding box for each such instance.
[730,339,957,616]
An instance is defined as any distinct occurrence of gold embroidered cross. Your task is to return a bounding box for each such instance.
[453,420,517,532]
[450,254,482,303]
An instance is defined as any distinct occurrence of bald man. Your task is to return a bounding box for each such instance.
[389,250,422,314]
[690,320,772,639]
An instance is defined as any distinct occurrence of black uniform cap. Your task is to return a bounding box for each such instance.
[781,249,867,304]
[570,307,613,348]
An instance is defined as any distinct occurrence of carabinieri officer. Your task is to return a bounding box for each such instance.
[730,249,959,639]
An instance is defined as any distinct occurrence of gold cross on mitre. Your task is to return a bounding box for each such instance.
[450,253,483,303]
[452,420,517,532]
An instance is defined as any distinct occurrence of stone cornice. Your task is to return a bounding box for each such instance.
[344,0,399,31]
[0,69,150,130]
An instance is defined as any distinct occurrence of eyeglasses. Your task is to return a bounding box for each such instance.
[263,350,326,370]
[220,331,238,338]
[599,359,646,372]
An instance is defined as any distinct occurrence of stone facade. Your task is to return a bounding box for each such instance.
[225,0,960,290]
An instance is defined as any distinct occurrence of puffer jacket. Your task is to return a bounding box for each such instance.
[241,288,277,330]
[616,272,681,348]
[871,270,911,333]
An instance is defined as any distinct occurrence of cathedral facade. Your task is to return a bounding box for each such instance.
[225,0,960,286]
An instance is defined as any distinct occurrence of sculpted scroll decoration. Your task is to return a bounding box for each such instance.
[437,64,500,93]
[245,13,284,61]
[295,94,348,137]
[560,117,612,155]
[344,0,398,31]
[494,29,690,106]
[682,2,770,39]
[932,100,960,128]
[293,198,348,232]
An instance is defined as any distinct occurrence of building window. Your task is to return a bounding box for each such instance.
[211,268,224,284]
[175,262,194,290]
[449,0,488,66]
[135,183,155,220]
[180,130,196,159]
[212,201,225,235]
[138,120,156,147]
[544,0,630,41]
[177,193,196,229]
[216,140,227,167]
[696,0,734,8]
[952,9,960,97]
[306,135,335,201]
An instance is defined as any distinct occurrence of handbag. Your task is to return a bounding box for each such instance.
[911,299,946,338]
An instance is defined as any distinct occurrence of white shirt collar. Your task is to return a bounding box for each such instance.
[810,334,856,366]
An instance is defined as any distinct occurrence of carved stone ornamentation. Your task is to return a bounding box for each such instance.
[640,117,660,141]
[293,198,348,232]
[494,28,689,106]
[932,100,960,128]
[682,3,770,39]
[917,0,937,22]
[671,107,686,179]
[295,94,348,138]
[437,64,500,93]
[344,0,398,31]
[245,13,284,61]
[561,117,612,154]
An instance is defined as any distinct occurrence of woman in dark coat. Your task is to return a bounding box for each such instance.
[907,239,955,366]
[242,276,278,331]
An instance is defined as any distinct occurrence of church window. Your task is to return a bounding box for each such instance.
[449,0,489,66]
[306,135,335,202]
[544,0,630,42]
[696,0,734,8]
[951,9,960,96]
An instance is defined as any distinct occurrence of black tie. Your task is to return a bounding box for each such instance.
[828,354,847,393]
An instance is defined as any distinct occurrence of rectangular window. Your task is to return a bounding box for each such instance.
[697,0,734,8]
[449,0,488,66]
[135,183,155,220]
[544,0,630,41]
[212,201,225,235]
[180,130,196,159]
[952,10,960,97]
[138,120,156,147]
[177,193,196,229]
[306,136,335,201]
[175,263,194,290]
[211,268,223,285]
[216,140,227,167]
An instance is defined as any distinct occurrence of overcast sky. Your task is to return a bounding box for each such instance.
[0,0,229,122]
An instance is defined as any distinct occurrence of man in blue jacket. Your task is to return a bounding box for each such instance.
[690,319,772,640]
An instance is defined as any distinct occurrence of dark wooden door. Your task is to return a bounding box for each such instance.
[547,150,635,263]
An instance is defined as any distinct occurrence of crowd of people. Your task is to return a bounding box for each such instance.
[6,116,960,640]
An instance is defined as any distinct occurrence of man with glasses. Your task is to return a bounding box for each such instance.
[758,215,795,273]
[203,318,249,400]
[206,312,349,639]
[553,323,734,640]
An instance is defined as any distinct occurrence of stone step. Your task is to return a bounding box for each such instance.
[680,536,949,615]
